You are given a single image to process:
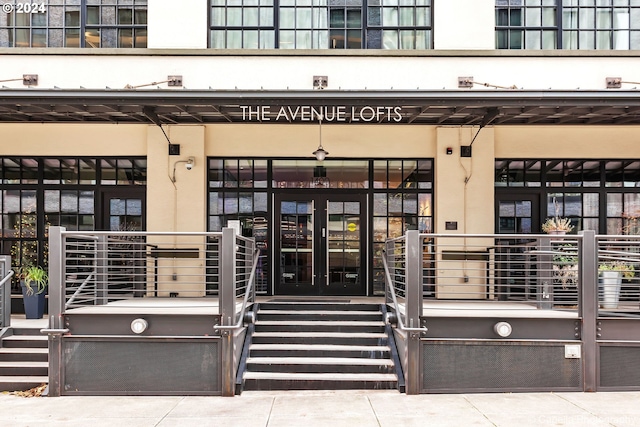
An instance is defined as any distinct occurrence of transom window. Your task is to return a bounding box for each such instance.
[0,0,147,48]
[209,0,432,49]
[496,0,640,50]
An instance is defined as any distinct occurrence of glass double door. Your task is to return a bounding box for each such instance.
[275,193,366,295]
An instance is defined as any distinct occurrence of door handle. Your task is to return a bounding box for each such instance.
[322,227,326,238]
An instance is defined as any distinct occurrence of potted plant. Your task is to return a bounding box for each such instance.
[542,216,574,235]
[598,261,635,309]
[17,264,48,319]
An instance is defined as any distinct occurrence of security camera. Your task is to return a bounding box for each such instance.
[185,162,193,171]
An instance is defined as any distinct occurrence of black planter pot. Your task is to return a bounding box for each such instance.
[21,283,46,319]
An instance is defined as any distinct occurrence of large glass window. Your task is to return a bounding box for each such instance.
[0,157,146,294]
[496,159,640,234]
[209,0,432,49]
[0,0,147,48]
[496,0,640,50]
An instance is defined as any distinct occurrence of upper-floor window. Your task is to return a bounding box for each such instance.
[209,0,432,49]
[496,0,640,50]
[0,0,147,48]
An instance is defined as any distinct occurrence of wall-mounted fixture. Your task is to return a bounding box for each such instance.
[458,76,517,90]
[0,74,38,86]
[493,321,513,338]
[446,147,453,155]
[313,75,328,90]
[605,77,640,89]
[125,75,183,89]
[171,157,195,182]
[312,115,329,161]
[130,318,148,334]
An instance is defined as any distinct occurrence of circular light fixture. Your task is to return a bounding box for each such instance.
[313,146,328,162]
[493,321,512,338]
[130,318,148,334]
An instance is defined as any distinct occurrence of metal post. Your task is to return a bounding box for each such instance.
[537,237,553,309]
[96,234,108,305]
[580,230,598,392]
[45,226,65,397]
[0,256,11,329]
[405,230,422,395]
[220,228,236,396]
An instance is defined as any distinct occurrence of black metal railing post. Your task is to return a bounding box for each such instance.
[580,230,597,392]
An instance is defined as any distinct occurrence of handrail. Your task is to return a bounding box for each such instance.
[0,270,14,288]
[214,248,261,332]
[64,272,95,309]
[381,249,427,333]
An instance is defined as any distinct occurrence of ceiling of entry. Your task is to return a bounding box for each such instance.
[1,89,640,125]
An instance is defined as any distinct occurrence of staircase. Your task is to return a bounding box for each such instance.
[240,301,401,391]
[0,328,48,392]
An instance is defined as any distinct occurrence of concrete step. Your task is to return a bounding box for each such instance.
[260,303,381,312]
[254,320,385,333]
[1,335,48,349]
[0,375,48,392]
[0,347,48,362]
[257,310,384,322]
[242,371,398,391]
[0,361,48,376]
[246,357,395,374]
[251,331,388,346]
[249,343,391,358]
[9,328,45,336]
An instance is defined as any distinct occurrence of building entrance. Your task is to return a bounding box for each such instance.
[275,193,366,295]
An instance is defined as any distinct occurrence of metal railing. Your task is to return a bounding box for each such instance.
[0,256,14,329]
[596,235,640,317]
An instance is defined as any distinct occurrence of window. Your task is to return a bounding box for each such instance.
[496,0,640,50]
[209,0,432,49]
[496,159,640,234]
[0,0,147,48]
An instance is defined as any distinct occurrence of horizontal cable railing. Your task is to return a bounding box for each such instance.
[596,235,640,317]
[419,233,582,312]
[61,231,224,310]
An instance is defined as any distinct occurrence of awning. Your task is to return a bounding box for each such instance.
[1,88,640,125]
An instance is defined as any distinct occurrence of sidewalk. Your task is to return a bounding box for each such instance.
[1,390,639,427]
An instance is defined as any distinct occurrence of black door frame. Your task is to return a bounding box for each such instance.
[274,191,367,296]
[100,188,147,231]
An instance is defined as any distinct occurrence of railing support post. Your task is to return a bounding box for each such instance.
[405,230,422,395]
[0,255,11,329]
[96,235,108,305]
[580,230,597,392]
[220,227,236,396]
[45,226,65,397]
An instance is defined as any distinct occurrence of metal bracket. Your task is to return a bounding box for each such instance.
[167,75,183,87]
[23,74,38,86]
[606,77,622,89]
[458,76,473,88]
[313,75,328,90]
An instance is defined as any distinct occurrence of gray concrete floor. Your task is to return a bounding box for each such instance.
[1,390,639,426]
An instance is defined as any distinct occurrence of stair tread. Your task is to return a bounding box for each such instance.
[0,375,48,382]
[243,372,396,381]
[250,344,390,351]
[0,348,48,354]
[256,320,384,326]
[247,357,394,366]
[253,331,386,338]
[0,361,48,367]
[2,335,48,341]
[259,310,381,315]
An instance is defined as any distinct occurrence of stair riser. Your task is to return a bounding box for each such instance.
[250,349,391,359]
[0,366,48,376]
[252,336,387,346]
[1,340,48,349]
[261,304,380,312]
[8,329,45,337]
[0,380,46,392]
[243,379,398,391]
[246,364,396,374]
[258,313,383,322]
[255,325,385,333]
[0,352,48,362]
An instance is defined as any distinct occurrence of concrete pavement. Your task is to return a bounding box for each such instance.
[1,390,639,427]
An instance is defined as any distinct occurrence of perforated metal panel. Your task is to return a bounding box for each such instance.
[422,341,582,392]
[63,340,221,394]
[600,346,640,388]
